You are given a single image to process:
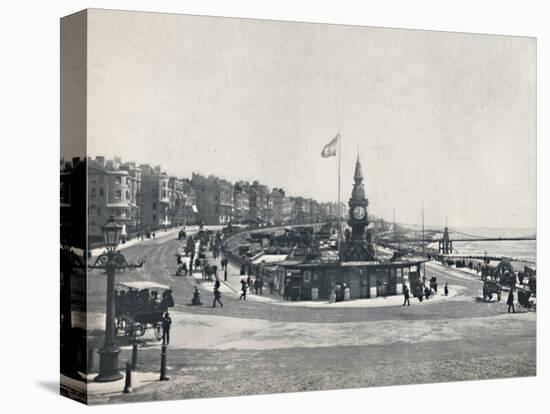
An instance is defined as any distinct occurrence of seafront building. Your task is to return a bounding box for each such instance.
[247,180,270,224]
[270,188,291,225]
[140,164,171,231]
[191,173,235,225]
[87,156,139,242]
[61,154,344,244]
[233,182,250,224]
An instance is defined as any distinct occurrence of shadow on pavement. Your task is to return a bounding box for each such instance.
[36,380,59,395]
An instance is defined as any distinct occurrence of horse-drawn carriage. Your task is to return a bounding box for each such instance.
[482,278,502,302]
[115,282,174,340]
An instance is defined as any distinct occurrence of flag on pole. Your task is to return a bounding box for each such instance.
[321,134,339,158]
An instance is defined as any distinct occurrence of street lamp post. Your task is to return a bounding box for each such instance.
[92,216,144,382]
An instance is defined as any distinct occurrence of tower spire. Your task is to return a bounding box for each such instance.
[353,155,363,184]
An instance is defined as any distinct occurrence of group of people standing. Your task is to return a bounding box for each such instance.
[238,275,265,301]
[402,282,449,306]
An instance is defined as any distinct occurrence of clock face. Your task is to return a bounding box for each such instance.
[353,206,366,220]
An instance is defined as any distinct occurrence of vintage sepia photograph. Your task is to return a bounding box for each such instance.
[60,9,536,404]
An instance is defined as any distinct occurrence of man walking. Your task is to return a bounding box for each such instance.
[189,251,195,275]
[162,312,172,345]
[213,286,223,308]
[507,289,516,313]
[402,284,410,306]
[444,283,449,296]
[239,279,247,301]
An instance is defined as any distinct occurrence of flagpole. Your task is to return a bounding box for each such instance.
[337,133,341,263]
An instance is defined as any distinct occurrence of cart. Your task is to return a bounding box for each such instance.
[115,281,174,340]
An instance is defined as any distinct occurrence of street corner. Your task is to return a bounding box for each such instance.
[62,371,159,400]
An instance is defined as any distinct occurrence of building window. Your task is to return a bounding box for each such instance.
[90,188,96,198]
[99,188,104,197]
[115,190,121,200]
[126,191,130,200]
[97,207,101,215]
[153,214,157,222]
[116,176,122,184]
[152,202,156,210]
[90,204,96,214]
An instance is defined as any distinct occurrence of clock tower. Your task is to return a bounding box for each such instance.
[343,156,376,261]
[348,156,369,241]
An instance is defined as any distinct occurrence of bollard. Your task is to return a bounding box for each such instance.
[87,348,95,373]
[131,343,139,369]
[160,345,170,381]
[123,361,132,393]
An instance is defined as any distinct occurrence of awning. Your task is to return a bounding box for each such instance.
[252,254,288,264]
[117,281,171,291]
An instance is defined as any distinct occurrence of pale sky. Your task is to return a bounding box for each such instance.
[79,9,536,229]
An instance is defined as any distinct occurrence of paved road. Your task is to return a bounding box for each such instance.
[85,232,536,404]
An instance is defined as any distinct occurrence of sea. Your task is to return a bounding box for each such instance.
[420,226,536,264]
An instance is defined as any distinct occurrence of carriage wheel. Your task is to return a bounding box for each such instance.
[154,323,163,341]
[124,320,136,338]
[133,322,146,337]
[124,320,145,338]
[115,317,126,333]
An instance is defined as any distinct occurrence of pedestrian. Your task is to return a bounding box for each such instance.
[162,312,172,345]
[240,262,246,276]
[269,280,274,295]
[152,232,156,239]
[424,286,431,300]
[507,289,516,313]
[254,278,259,295]
[284,280,291,301]
[444,283,449,296]
[213,287,223,308]
[402,285,410,306]
[259,278,264,295]
[224,266,228,282]
[191,286,202,305]
[239,279,247,301]
[214,276,221,291]
[161,289,175,308]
